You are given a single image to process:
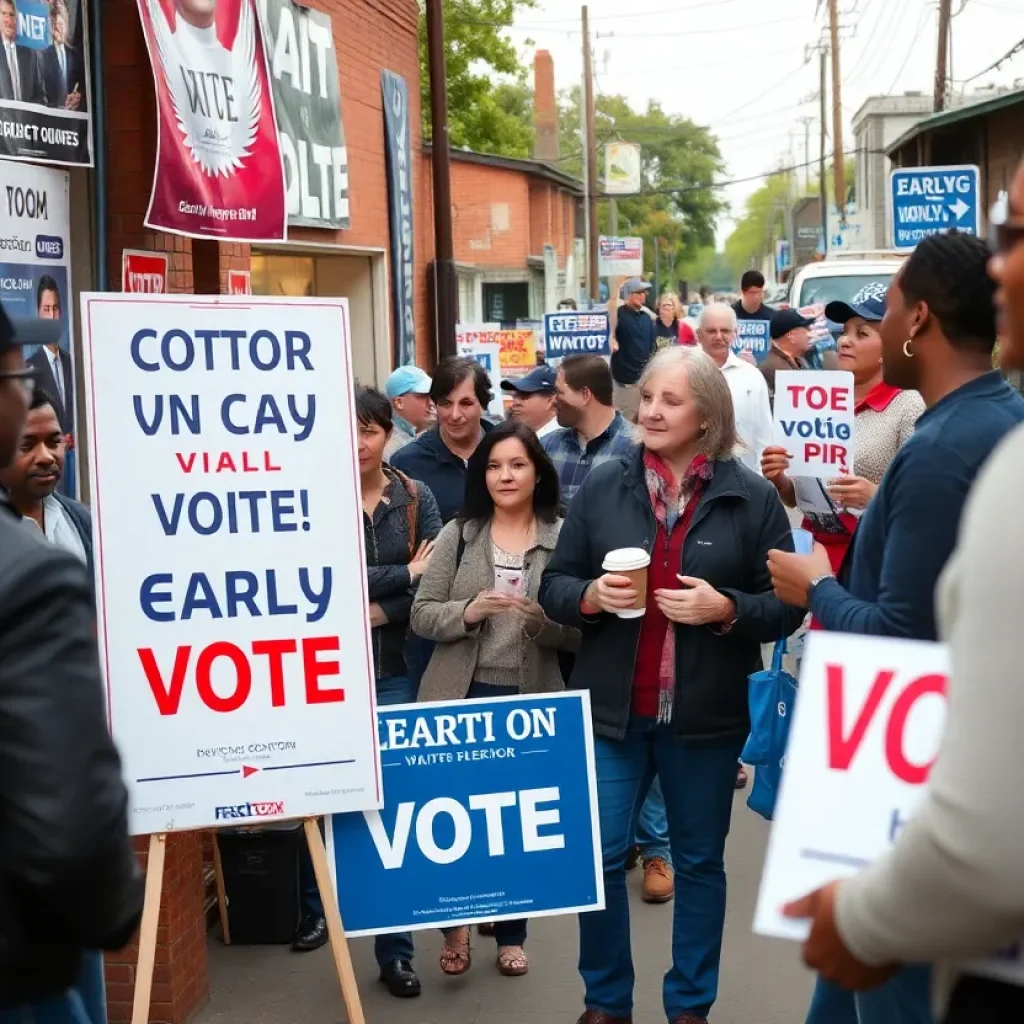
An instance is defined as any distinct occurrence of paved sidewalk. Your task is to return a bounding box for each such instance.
[196,790,814,1023]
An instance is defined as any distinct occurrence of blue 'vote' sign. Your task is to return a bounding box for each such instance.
[327,692,604,935]
[734,320,771,361]
[890,165,980,251]
[544,311,611,363]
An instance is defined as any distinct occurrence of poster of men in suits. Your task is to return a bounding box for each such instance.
[0,0,92,164]
[0,161,78,496]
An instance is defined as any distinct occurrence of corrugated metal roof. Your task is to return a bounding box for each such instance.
[886,87,1024,156]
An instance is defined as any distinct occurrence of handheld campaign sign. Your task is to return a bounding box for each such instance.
[80,294,381,836]
[456,337,504,420]
[733,320,771,361]
[327,692,604,935]
[772,370,855,480]
[755,632,1024,986]
[544,311,611,364]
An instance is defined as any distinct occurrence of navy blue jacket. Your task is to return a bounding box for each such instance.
[811,372,1024,640]
[390,421,494,524]
[540,448,804,742]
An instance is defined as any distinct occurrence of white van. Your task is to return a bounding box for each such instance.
[787,251,905,311]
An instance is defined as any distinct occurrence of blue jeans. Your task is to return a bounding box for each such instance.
[806,968,934,1024]
[630,777,670,863]
[301,674,416,967]
[579,719,744,1020]
[0,952,106,1024]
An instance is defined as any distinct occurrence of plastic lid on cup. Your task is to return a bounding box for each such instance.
[602,548,651,572]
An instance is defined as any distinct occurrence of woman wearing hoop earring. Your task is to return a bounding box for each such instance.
[766,231,1024,1024]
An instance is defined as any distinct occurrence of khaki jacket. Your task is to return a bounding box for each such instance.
[411,516,578,702]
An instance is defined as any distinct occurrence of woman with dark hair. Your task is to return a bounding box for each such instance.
[411,419,578,981]
[293,387,441,999]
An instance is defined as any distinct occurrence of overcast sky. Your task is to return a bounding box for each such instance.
[504,0,1023,245]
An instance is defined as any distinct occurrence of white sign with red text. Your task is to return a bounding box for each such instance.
[755,631,1024,986]
[773,370,855,479]
[80,293,380,835]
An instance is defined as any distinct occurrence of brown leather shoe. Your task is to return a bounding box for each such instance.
[576,1012,633,1024]
[642,856,674,903]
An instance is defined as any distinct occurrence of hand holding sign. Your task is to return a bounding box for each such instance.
[773,371,856,480]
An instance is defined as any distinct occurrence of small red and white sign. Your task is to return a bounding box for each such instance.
[122,251,169,294]
[227,270,252,295]
[772,370,855,479]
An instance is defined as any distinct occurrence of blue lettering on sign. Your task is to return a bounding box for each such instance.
[329,693,603,936]
[890,165,980,251]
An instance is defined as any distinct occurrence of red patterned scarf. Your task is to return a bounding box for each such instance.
[642,449,714,723]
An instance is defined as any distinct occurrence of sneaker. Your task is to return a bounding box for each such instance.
[641,856,674,903]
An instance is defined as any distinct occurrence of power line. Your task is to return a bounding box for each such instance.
[887,5,935,93]
[707,59,815,123]
[448,0,748,29]
[958,34,1024,83]
[449,12,805,37]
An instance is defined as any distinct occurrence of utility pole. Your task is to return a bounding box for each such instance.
[582,5,599,301]
[799,116,814,192]
[819,46,829,258]
[935,0,952,112]
[827,0,846,218]
[425,0,457,358]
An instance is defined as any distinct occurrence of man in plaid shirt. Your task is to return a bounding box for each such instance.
[542,354,635,505]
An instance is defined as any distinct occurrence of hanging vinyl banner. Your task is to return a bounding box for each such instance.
[136,0,287,241]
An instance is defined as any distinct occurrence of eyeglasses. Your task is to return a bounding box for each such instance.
[0,366,37,398]
[989,193,1024,254]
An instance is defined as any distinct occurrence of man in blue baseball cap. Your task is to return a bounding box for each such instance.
[501,364,559,437]
[383,364,434,461]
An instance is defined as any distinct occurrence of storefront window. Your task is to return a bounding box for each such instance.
[250,254,315,296]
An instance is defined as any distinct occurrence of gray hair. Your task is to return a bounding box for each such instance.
[635,347,739,461]
[697,302,738,332]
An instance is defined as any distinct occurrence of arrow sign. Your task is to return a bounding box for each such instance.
[242,765,260,778]
[948,197,970,221]
[890,164,980,251]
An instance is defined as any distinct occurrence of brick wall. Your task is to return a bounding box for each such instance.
[288,0,431,365]
[445,161,531,266]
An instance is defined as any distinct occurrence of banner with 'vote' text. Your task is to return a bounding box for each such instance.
[80,293,380,835]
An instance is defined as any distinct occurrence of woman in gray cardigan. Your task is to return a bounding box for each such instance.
[411,419,578,981]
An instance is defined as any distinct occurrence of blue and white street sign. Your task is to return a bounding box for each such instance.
[734,320,771,361]
[890,164,980,251]
[327,692,604,936]
[544,311,611,364]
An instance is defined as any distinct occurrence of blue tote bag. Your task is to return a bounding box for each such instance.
[742,638,798,820]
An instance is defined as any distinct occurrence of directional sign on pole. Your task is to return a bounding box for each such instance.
[889,164,980,251]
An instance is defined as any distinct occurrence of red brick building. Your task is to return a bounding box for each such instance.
[421,147,583,324]
[83,2,426,1021]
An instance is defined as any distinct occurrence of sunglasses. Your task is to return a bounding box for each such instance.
[989,193,1024,254]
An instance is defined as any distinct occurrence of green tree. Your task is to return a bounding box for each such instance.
[723,173,794,279]
[558,88,726,283]
[420,0,536,157]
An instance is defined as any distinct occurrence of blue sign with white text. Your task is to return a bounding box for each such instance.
[890,164,980,251]
[544,311,611,363]
[734,319,771,361]
[327,692,604,935]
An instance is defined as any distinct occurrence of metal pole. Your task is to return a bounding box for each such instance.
[828,0,846,217]
[819,47,829,259]
[90,0,108,291]
[425,0,458,359]
[582,6,599,300]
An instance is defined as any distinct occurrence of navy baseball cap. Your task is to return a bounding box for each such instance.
[825,281,889,324]
[770,308,816,340]
[501,364,557,393]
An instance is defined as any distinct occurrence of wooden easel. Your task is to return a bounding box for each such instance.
[130,820,365,1024]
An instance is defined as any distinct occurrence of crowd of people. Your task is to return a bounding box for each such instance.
[3,159,1024,1024]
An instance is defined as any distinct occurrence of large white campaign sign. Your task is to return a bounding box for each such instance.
[755,632,1024,985]
[80,294,380,835]
[772,370,855,480]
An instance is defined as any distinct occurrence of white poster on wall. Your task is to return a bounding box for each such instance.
[0,161,78,495]
[79,294,381,835]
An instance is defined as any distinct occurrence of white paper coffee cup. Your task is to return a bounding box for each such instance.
[601,547,651,619]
